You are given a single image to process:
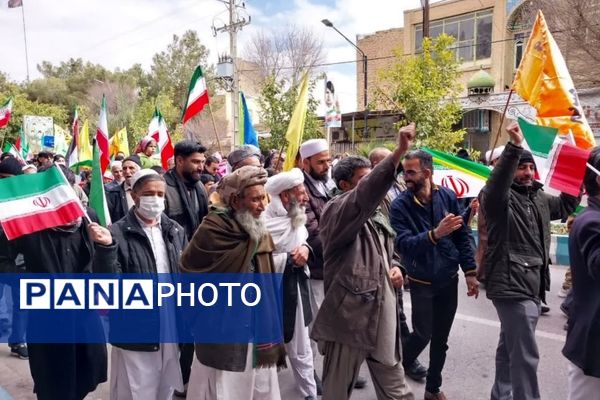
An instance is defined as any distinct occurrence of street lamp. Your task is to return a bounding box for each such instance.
[321,19,369,139]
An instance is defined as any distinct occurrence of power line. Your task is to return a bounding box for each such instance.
[238,24,597,73]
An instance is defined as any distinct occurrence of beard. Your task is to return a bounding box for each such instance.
[405,178,425,193]
[235,209,268,243]
[287,200,307,229]
[309,166,329,182]
[182,169,201,183]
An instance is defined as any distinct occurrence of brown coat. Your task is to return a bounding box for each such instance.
[311,156,398,352]
[181,207,286,372]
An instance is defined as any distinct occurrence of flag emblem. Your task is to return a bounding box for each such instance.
[33,197,51,208]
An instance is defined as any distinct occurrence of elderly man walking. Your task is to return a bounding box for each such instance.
[311,125,416,400]
[482,123,579,400]
[264,168,317,400]
[181,166,286,400]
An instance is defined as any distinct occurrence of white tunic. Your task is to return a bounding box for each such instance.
[110,215,183,400]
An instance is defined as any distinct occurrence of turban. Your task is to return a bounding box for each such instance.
[485,146,505,164]
[130,169,158,191]
[0,157,23,176]
[228,145,261,168]
[265,168,304,196]
[217,165,268,205]
[22,164,37,173]
[299,139,328,160]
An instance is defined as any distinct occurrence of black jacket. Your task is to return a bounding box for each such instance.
[481,142,579,302]
[391,186,476,284]
[109,209,187,351]
[563,197,600,377]
[303,171,330,280]
[105,182,129,224]
[164,169,209,241]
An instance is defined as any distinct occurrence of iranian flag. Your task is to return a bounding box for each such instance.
[96,95,110,173]
[0,97,13,129]
[66,107,80,167]
[1,143,26,165]
[149,107,174,170]
[0,166,85,240]
[182,66,209,124]
[89,140,111,227]
[14,128,29,159]
[424,148,491,198]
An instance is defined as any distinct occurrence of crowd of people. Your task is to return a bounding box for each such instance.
[0,121,598,400]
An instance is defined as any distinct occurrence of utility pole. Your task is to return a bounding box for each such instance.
[213,0,250,149]
[422,0,430,38]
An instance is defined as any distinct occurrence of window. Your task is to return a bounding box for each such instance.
[462,110,490,133]
[514,33,525,70]
[415,9,493,63]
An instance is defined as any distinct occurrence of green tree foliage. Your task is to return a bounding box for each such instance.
[374,34,466,152]
[258,75,323,152]
[129,90,183,148]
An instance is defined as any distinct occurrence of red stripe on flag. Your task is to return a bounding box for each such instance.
[182,93,209,124]
[0,111,11,129]
[1,201,84,240]
[547,143,590,197]
[160,137,174,170]
[96,130,110,172]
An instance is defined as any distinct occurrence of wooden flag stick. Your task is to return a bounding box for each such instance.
[489,89,514,165]
[208,103,223,155]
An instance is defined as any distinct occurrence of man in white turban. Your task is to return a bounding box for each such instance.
[264,168,317,400]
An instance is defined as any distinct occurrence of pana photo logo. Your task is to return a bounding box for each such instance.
[20,278,262,310]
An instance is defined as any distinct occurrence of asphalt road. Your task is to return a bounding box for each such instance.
[0,266,571,400]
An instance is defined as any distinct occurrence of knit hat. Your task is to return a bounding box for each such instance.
[519,149,536,167]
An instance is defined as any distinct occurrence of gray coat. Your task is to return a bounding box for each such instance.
[311,155,397,352]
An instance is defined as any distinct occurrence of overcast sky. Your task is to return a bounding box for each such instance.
[0,0,430,114]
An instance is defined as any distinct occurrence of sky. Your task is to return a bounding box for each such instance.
[0,0,431,114]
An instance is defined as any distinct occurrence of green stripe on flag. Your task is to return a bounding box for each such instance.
[423,147,491,181]
[518,118,558,158]
[89,140,109,227]
[0,167,65,202]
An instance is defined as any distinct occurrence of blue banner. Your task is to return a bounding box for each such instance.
[0,273,283,344]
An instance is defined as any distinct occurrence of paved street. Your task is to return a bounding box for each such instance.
[0,266,570,400]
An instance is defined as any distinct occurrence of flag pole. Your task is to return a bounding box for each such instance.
[489,89,513,165]
[208,103,223,154]
[20,1,30,83]
[54,164,92,224]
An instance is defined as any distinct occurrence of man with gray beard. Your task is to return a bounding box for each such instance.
[181,165,286,400]
[264,168,317,400]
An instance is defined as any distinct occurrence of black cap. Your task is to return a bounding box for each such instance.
[518,150,535,167]
[123,155,142,167]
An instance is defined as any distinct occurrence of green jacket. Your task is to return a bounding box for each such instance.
[481,142,579,303]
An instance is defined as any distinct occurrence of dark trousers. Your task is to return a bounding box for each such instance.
[179,343,195,385]
[402,276,458,393]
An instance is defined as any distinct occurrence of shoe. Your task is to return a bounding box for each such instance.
[404,359,428,381]
[558,287,571,298]
[9,344,28,360]
[173,383,187,398]
[424,390,448,400]
[560,302,570,317]
[305,397,316,400]
[541,305,550,315]
[314,370,322,396]
[354,375,367,389]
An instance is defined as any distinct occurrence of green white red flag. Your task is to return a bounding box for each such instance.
[89,140,111,227]
[14,127,29,160]
[1,142,26,165]
[0,166,85,240]
[66,107,80,168]
[149,106,174,170]
[96,96,110,172]
[182,66,209,124]
[0,97,13,129]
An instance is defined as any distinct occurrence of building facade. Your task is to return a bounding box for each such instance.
[356,0,600,155]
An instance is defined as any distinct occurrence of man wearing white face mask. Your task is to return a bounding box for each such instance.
[108,169,187,400]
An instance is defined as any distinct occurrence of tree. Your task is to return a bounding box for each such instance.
[84,79,139,137]
[373,34,466,152]
[258,75,323,152]
[149,30,212,112]
[245,26,325,85]
[128,90,182,150]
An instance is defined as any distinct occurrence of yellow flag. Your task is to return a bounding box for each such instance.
[109,127,129,158]
[283,73,310,171]
[78,120,92,162]
[512,10,595,149]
